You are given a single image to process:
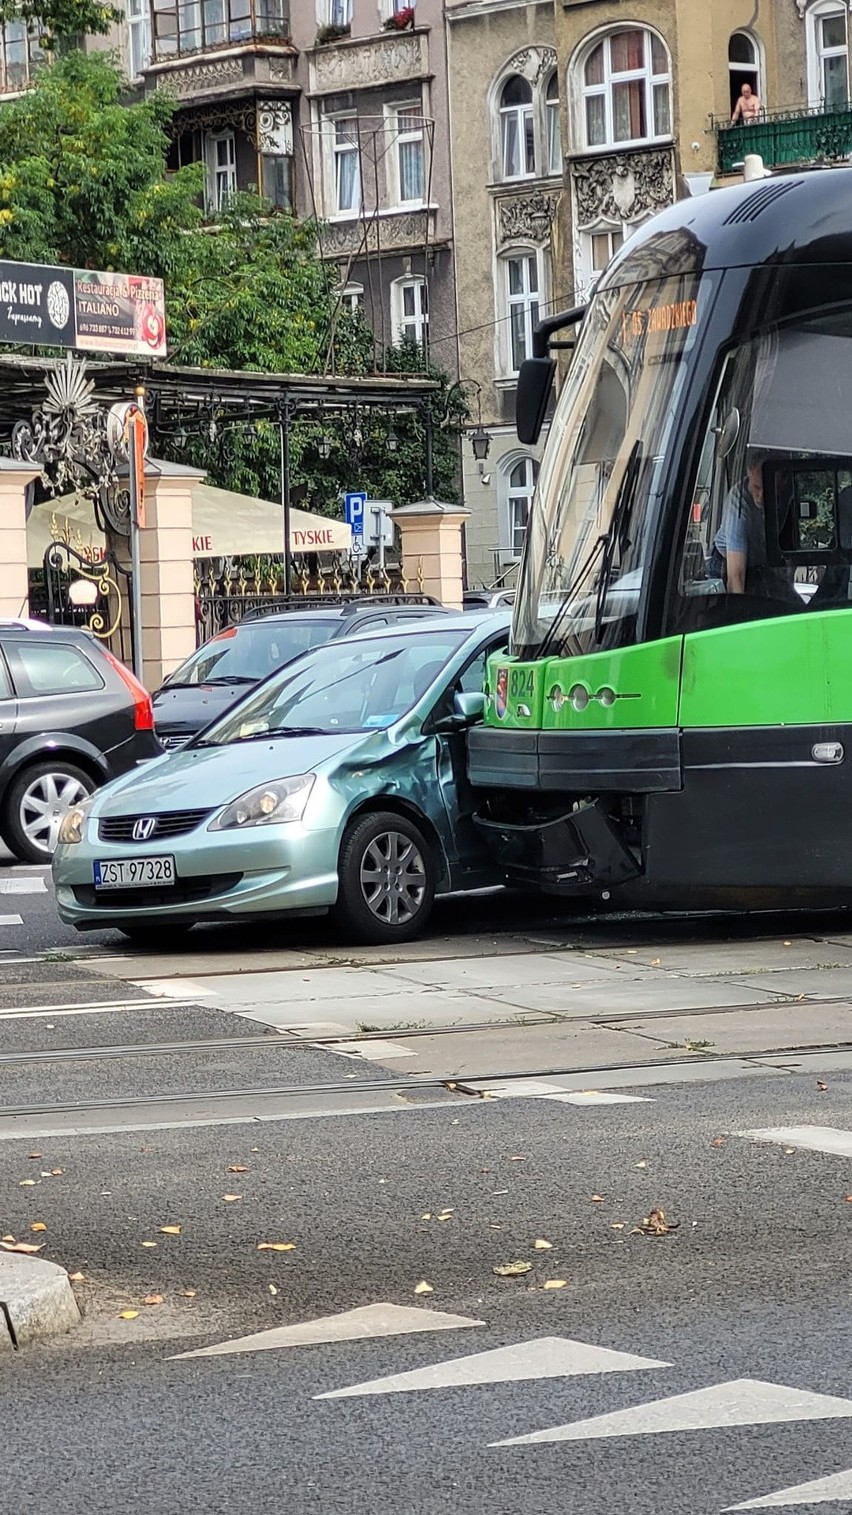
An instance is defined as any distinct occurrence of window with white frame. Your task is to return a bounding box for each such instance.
[392,103,425,204]
[337,282,364,312]
[808,3,848,109]
[728,30,761,117]
[503,456,539,556]
[0,19,41,91]
[545,72,561,175]
[580,27,671,149]
[127,0,152,76]
[503,252,540,374]
[327,113,360,215]
[392,277,428,345]
[206,131,237,211]
[500,74,535,179]
[577,224,624,300]
[328,0,351,26]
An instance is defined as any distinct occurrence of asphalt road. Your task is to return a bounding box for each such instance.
[1,1071,851,1515]
[2,856,852,1514]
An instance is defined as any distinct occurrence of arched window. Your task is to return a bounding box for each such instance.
[501,455,539,556]
[728,31,761,118]
[807,2,849,109]
[545,72,561,175]
[500,75,535,179]
[580,27,671,149]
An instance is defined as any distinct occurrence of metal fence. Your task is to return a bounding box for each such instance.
[194,554,426,644]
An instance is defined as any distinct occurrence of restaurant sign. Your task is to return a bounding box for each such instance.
[0,259,166,357]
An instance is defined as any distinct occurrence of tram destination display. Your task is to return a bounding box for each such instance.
[0,258,166,357]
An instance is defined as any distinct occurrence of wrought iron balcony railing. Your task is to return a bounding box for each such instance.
[716,102,852,175]
[152,0,288,61]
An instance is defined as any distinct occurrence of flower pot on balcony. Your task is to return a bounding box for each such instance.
[315,22,351,43]
[383,7,415,29]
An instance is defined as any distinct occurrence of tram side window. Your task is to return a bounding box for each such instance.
[673,324,852,630]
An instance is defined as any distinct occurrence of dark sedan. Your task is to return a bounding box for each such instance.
[153,601,449,749]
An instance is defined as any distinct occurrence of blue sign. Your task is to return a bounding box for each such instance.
[344,491,367,538]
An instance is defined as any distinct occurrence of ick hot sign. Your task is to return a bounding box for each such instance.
[0,259,166,357]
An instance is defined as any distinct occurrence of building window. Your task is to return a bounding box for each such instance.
[502,456,539,556]
[580,27,672,149]
[337,282,364,312]
[328,0,352,26]
[503,252,540,374]
[128,0,152,76]
[327,114,360,214]
[206,131,237,211]
[728,31,761,117]
[392,104,425,204]
[545,72,561,175]
[392,277,428,345]
[809,3,848,109]
[500,75,535,179]
[261,154,292,209]
[0,20,41,92]
[577,224,624,300]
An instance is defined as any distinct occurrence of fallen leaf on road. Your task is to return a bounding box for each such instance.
[27,1152,42,1159]
[30,1222,47,1233]
[783,940,792,947]
[493,1261,533,1277]
[611,1223,626,1231]
[507,1156,525,1162]
[817,1081,828,1091]
[635,1161,647,1169]
[543,1279,567,1290]
[650,958,661,966]
[590,1194,605,1203]
[445,1082,458,1091]
[68,1272,86,1283]
[268,1285,278,1296]
[159,1225,182,1235]
[18,1179,36,1187]
[533,1239,553,1250]
[51,1169,63,1176]
[414,1281,433,1295]
[845,1195,852,1203]
[180,1290,197,1298]
[227,1165,248,1173]
[489,1223,503,1230]
[118,1310,139,1320]
[1,1234,14,1242]
[785,1147,796,1154]
[222,1194,242,1203]
[141,1241,157,1248]
[256,1242,296,1252]
[143,1294,164,1306]
[639,1206,679,1236]
[251,1147,259,1153]
[437,1209,454,1221]
[420,1212,432,1221]
[0,1240,43,1254]
[710,1137,725,1148]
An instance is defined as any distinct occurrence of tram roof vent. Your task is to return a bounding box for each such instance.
[722,179,800,224]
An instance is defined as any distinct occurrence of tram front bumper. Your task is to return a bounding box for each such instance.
[473,799,641,894]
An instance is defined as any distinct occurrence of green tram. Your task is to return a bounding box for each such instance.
[469,168,852,908]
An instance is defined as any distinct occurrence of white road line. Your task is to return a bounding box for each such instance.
[0,877,47,893]
[0,997,204,1020]
[491,1379,852,1447]
[0,914,23,927]
[172,1303,485,1360]
[131,979,217,999]
[463,1079,652,1104]
[743,1126,852,1158]
[728,1467,852,1509]
[316,1337,670,1400]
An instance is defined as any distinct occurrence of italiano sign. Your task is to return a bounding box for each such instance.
[0,259,166,357]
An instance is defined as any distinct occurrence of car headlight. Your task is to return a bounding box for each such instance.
[208,775,315,832]
[58,802,92,846]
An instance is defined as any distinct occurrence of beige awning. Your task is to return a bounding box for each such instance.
[27,482,351,568]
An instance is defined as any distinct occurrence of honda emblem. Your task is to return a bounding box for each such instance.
[131,817,157,842]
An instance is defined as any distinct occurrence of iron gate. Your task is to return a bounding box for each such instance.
[38,541,134,666]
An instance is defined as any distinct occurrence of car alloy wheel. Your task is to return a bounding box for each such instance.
[18,769,92,858]
[359,828,427,926]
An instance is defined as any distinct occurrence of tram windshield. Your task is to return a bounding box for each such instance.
[512,271,711,659]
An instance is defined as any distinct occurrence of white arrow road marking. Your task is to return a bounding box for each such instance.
[316,1336,671,1399]
[171,1303,485,1360]
[743,1128,852,1159]
[490,1379,852,1447]
[727,1467,852,1508]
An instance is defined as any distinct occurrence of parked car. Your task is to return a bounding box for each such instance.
[153,600,450,749]
[0,623,159,862]
[53,614,510,945]
[463,589,516,611]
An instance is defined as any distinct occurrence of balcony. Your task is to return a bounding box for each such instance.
[306,26,428,97]
[716,103,852,176]
[151,0,290,62]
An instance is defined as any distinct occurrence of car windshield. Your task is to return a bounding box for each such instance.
[196,629,468,744]
[163,618,337,687]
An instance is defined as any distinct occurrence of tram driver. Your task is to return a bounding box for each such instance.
[710,450,798,601]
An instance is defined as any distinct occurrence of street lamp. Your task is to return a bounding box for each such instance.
[469,425,491,462]
[387,424,399,453]
[318,433,332,459]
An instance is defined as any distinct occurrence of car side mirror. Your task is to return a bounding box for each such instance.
[433,690,486,734]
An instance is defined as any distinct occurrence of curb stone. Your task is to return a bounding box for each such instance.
[0,1252,80,1347]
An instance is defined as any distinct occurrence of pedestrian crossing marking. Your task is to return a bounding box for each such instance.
[171,1302,485,1360]
[316,1335,671,1399]
[744,1127,852,1159]
[0,914,23,927]
[491,1379,852,1447]
[728,1467,852,1508]
[0,877,46,894]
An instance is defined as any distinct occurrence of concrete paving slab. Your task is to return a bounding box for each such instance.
[0,1251,80,1344]
[733,967,852,999]
[375,954,655,991]
[234,992,540,1032]
[482,977,789,1017]
[369,1021,673,1080]
[610,1002,852,1055]
[578,940,852,977]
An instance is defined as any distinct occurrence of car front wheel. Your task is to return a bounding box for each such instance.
[3,760,95,863]
[334,811,436,944]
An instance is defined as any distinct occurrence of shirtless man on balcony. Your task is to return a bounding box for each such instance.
[732,82,762,123]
